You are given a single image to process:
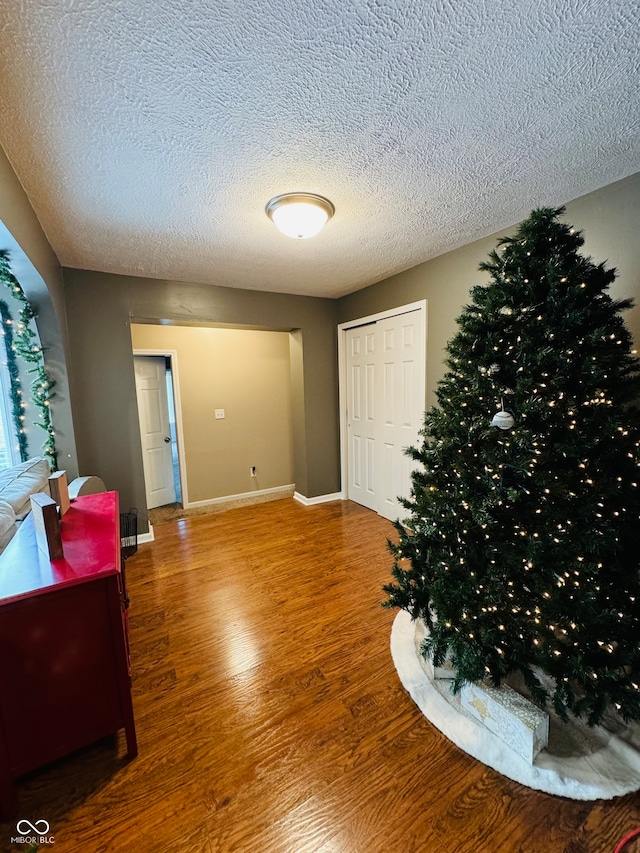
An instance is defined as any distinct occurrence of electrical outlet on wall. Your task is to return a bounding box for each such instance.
[250,466,257,477]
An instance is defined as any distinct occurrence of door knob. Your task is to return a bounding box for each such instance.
[164,437,171,443]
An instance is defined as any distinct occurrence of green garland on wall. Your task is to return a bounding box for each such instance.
[0,299,29,460]
[0,251,57,469]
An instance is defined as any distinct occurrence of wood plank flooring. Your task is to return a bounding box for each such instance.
[2,498,640,852]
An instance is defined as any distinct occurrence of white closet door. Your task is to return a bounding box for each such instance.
[376,311,423,521]
[346,324,378,511]
[345,309,424,521]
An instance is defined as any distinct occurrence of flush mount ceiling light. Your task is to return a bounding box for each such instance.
[265,192,335,239]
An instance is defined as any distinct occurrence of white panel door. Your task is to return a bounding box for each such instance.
[346,324,378,511]
[344,308,424,522]
[376,311,423,521]
[134,356,176,509]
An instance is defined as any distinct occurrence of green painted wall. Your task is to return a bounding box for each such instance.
[63,271,340,527]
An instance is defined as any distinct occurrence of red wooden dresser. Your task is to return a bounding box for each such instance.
[0,491,137,819]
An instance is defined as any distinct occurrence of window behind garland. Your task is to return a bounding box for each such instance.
[0,251,57,470]
[0,355,19,469]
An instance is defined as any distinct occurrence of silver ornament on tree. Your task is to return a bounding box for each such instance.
[491,398,515,430]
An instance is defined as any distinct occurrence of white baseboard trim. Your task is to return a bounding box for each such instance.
[185,484,295,509]
[294,491,345,506]
[138,524,155,544]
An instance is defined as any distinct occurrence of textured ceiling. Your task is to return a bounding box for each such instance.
[1,0,639,298]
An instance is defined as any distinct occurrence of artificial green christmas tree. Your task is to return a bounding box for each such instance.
[384,207,640,726]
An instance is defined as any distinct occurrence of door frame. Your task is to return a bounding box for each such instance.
[337,300,427,507]
[133,349,189,507]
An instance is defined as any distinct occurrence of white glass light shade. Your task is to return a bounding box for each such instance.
[266,193,335,239]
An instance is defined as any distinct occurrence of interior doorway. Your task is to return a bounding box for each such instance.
[338,301,427,522]
[133,353,184,509]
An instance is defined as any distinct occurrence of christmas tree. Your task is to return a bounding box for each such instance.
[384,207,640,726]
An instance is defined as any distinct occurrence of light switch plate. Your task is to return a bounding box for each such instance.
[215,409,225,419]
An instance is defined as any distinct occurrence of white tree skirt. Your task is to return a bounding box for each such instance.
[390,609,640,800]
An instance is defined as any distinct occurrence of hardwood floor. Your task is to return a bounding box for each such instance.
[2,497,639,852]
